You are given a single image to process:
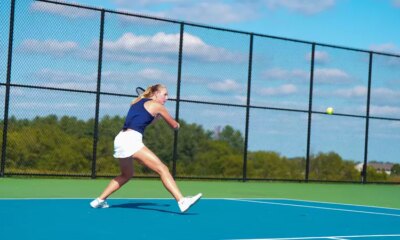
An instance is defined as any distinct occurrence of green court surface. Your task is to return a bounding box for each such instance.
[1,177,399,209]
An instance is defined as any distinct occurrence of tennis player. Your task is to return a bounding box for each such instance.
[90,84,202,212]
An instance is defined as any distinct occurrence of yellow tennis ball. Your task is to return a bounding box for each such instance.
[326,107,334,115]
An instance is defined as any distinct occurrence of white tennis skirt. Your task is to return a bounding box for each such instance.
[113,130,145,158]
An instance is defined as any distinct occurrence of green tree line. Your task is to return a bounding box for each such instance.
[1,115,395,182]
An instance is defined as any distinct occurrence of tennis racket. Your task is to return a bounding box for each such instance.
[136,87,145,97]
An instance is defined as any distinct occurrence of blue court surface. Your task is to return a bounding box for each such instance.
[1,198,399,240]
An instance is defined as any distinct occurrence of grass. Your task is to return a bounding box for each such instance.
[1,177,400,209]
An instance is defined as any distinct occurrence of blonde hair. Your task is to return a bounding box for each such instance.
[131,84,166,104]
[141,84,165,98]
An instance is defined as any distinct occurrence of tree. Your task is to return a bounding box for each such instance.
[391,164,400,176]
[218,125,244,154]
[3,114,394,182]
[309,152,359,181]
[367,166,388,182]
[189,140,242,178]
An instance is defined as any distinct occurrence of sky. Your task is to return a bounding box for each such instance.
[1,0,400,167]
[59,0,400,55]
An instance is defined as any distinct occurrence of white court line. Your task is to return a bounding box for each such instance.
[221,198,400,212]
[226,199,400,217]
[0,198,399,211]
[0,198,175,200]
[231,233,400,240]
[269,198,400,212]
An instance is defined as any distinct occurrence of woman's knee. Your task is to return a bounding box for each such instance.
[114,174,130,186]
[120,169,133,180]
[155,163,170,175]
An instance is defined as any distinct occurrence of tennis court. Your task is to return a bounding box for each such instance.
[1,179,400,240]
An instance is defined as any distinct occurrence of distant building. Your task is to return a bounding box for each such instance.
[369,162,393,175]
[355,162,393,175]
[355,163,363,172]
[214,126,221,140]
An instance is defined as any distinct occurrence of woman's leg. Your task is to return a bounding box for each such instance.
[133,146,183,201]
[98,157,134,200]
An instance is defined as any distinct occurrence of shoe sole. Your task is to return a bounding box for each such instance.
[181,193,202,213]
[90,205,109,208]
[90,201,109,209]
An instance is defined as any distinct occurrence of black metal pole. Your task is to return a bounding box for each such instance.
[305,43,316,182]
[362,52,373,184]
[242,34,254,182]
[91,9,105,179]
[1,0,16,177]
[172,23,184,178]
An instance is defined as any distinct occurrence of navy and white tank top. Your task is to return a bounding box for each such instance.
[122,98,155,134]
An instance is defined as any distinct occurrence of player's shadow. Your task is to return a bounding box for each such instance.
[111,202,197,215]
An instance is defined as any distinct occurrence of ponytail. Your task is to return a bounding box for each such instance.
[131,84,166,105]
[140,84,165,98]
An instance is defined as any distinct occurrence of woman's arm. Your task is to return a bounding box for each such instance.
[155,104,180,130]
[151,113,162,124]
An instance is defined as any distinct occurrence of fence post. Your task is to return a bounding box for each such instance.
[172,23,184,178]
[362,52,373,184]
[91,9,105,179]
[242,33,254,182]
[305,43,316,182]
[1,0,16,177]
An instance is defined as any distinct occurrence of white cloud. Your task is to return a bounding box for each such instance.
[291,70,309,80]
[101,71,138,82]
[168,2,257,24]
[306,50,329,64]
[258,84,297,96]
[234,95,247,104]
[393,0,400,7]
[136,68,176,82]
[101,68,176,91]
[263,68,289,79]
[389,121,400,128]
[264,0,336,15]
[7,88,25,97]
[262,68,309,81]
[102,32,244,63]
[116,9,170,25]
[208,79,242,93]
[114,0,257,24]
[113,0,185,7]
[201,108,242,119]
[370,105,400,116]
[102,68,175,82]
[19,39,79,56]
[103,32,178,53]
[15,101,92,110]
[326,87,400,110]
[118,0,334,22]
[334,86,367,98]
[314,68,350,83]
[32,68,97,90]
[370,43,400,55]
[102,52,175,64]
[371,87,400,103]
[31,68,175,91]
[369,43,400,66]
[30,1,95,19]
[33,68,94,82]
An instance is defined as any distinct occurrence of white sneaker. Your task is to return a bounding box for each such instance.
[90,198,109,208]
[178,193,202,213]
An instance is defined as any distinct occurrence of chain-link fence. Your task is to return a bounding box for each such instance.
[1,0,400,183]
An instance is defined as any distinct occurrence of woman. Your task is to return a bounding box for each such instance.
[90,84,202,212]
